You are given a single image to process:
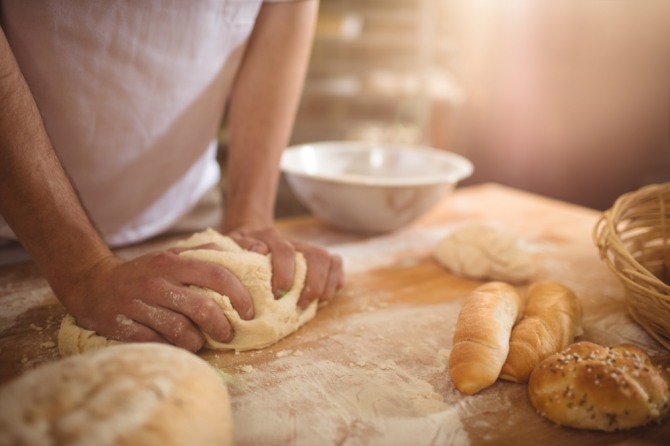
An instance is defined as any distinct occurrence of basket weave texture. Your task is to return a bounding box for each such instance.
[593,182,670,350]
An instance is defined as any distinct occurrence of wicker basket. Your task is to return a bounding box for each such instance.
[593,182,670,350]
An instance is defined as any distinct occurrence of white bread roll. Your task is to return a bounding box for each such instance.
[448,282,523,394]
[500,281,583,383]
[528,341,670,431]
[0,343,232,446]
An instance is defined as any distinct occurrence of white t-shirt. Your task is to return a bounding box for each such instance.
[0,0,290,247]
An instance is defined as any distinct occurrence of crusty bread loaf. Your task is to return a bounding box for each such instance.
[528,341,670,431]
[0,343,233,446]
[449,281,523,394]
[500,281,583,382]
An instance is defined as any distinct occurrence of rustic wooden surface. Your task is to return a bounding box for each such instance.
[1,183,669,445]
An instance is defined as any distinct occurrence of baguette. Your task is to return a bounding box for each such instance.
[500,280,582,383]
[448,281,523,394]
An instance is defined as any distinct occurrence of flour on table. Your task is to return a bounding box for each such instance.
[434,224,536,284]
[224,302,470,446]
[58,228,315,355]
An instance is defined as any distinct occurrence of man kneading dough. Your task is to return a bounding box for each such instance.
[59,229,323,355]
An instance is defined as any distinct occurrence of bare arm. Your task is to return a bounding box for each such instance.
[0,28,111,294]
[223,0,344,307]
[224,0,317,231]
[0,28,251,351]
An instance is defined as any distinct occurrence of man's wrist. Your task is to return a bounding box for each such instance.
[36,236,114,300]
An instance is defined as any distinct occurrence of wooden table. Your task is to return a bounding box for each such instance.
[1,183,669,445]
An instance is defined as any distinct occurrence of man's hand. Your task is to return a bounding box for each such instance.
[228,226,344,309]
[219,2,341,308]
[59,247,255,352]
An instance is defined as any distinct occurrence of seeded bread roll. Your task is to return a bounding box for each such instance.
[500,281,583,383]
[449,281,523,394]
[0,343,233,446]
[528,341,670,431]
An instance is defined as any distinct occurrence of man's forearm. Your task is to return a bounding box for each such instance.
[223,0,318,231]
[0,28,111,295]
[215,1,344,311]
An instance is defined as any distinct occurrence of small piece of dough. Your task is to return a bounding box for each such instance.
[434,224,536,284]
[528,341,670,431]
[59,228,315,355]
[0,343,232,446]
[500,281,583,383]
[448,282,523,394]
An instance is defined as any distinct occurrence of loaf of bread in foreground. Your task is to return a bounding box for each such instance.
[449,281,523,394]
[0,343,233,446]
[500,281,583,383]
[528,341,670,431]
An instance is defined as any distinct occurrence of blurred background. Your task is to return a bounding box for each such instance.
[228,0,670,216]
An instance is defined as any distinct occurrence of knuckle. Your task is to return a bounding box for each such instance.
[309,245,328,257]
[181,331,205,352]
[301,284,319,301]
[220,323,234,343]
[168,316,191,337]
[164,313,205,352]
[298,294,317,309]
[182,339,205,353]
[148,250,177,268]
[273,240,295,257]
[190,296,228,329]
[207,265,233,285]
[140,278,169,299]
[196,298,220,321]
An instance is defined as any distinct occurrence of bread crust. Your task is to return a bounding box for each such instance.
[449,282,523,394]
[500,281,583,382]
[0,343,233,445]
[528,341,670,431]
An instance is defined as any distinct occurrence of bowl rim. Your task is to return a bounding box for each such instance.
[280,141,474,186]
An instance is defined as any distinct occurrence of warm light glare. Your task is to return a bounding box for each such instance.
[443,0,670,209]
[369,148,384,171]
[302,146,319,175]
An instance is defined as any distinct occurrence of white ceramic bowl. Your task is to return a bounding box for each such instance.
[280,141,473,233]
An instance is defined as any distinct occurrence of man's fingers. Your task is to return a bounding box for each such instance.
[238,229,295,299]
[229,233,269,254]
[267,239,296,298]
[296,250,343,309]
[106,315,168,345]
[158,287,235,344]
[297,256,327,309]
[173,255,255,321]
[132,300,207,352]
[320,254,344,306]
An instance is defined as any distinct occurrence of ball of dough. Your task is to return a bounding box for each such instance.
[59,228,315,355]
[0,343,233,446]
[528,341,670,431]
[434,224,536,284]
